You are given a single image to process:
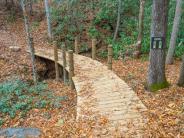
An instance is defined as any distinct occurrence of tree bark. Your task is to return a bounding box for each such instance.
[21,0,37,84]
[29,0,33,16]
[44,0,52,39]
[147,0,169,91]
[113,0,122,41]
[166,0,183,64]
[136,0,145,54]
[178,55,184,86]
[11,0,14,5]
[5,0,8,6]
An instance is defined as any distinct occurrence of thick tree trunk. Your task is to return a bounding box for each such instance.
[178,55,184,86]
[21,0,37,84]
[147,0,169,91]
[136,0,145,53]
[44,0,52,39]
[113,0,122,41]
[166,0,183,64]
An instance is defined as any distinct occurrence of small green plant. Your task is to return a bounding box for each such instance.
[0,79,67,126]
[99,50,108,58]
[31,21,40,29]
[0,118,4,126]
[88,26,100,39]
[80,43,88,52]
[6,9,16,23]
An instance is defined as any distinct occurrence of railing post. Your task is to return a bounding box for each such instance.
[92,39,97,60]
[108,45,113,70]
[75,36,79,54]
[54,42,59,81]
[68,50,75,89]
[62,43,67,84]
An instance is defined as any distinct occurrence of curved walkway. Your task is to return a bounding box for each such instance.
[34,47,147,136]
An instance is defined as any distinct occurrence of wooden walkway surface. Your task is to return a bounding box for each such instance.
[34,47,147,136]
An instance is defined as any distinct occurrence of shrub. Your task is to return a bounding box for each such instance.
[0,79,67,126]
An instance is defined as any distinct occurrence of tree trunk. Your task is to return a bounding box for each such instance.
[178,55,184,86]
[44,0,52,39]
[147,0,169,91]
[136,0,145,54]
[166,0,183,64]
[21,0,37,84]
[113,0,122,41]
[5,0,8,6]
[11,0,14,5]
[29,0,33,16]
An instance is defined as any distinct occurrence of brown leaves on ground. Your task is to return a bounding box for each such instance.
[113,59,184,137]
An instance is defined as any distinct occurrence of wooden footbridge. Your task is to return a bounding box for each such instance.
[33,40,147,136]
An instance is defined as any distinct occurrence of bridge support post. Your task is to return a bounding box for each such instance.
[62,43,67,84]
[92,39,97,60]
[68,50,75,89]
[108,45,113,70]
[75,37,79,54]
[54,42,60,81]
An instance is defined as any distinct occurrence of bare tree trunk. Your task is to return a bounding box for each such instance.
[178,55,184,86]
[11,0,14,5]
[136,0,145,55]
[21,0,37,84]
[147,0,169,91]
[5,0,8,6]
[29,0,33,16]
[166,0,183,65]
[44,0,52,39]
[113,0,122,41]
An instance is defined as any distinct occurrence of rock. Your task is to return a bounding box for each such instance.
[9,46,21,52]
[0,128,41,138]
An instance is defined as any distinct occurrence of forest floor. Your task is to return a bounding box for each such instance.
[0,6,184,138]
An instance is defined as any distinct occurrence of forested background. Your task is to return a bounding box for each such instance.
[5,0,184,58]
[46,0,184,58]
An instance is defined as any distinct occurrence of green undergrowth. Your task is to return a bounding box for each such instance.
[50,0,184,60]
[0,79,67,126]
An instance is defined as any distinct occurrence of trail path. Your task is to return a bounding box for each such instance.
[34,47,147,136]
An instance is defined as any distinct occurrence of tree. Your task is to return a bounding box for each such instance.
[147,0,169,91]
[113,0,122,41]
[44,0,52,39]
[21,0,37,84]
[166,0,183,64]
[29,0,33,15]
[178,55,184,86]
[135,0,145,57]
[44,0,59,81]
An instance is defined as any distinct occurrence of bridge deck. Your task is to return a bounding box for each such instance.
[34,48,147,136]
